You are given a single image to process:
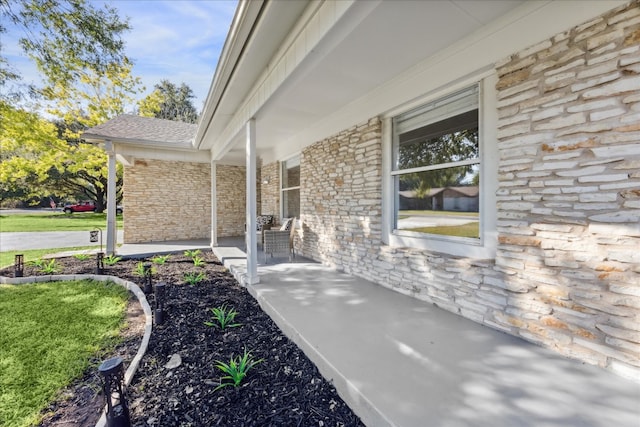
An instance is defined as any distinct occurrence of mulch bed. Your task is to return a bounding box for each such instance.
[0,251,364,427]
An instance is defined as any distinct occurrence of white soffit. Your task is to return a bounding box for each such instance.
[214,0,626,165]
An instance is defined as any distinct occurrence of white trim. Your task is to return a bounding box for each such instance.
[105,140,118,256]
[280,153,301,219]
[211,161,218,247]
[245,119,259,285]
[382,73,498,259]
[391,158,480,176]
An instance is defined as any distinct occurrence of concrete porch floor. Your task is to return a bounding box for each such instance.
[210,237,640,427]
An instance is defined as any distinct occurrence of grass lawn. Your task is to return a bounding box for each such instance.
[406,222,479,238]
[0,279,129,427]
[0,212,123,233]
[0,247,99,270]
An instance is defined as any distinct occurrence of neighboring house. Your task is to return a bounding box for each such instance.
[85,0,640,382]
[399,187,480,211]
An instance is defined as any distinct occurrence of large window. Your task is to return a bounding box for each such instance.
[281,156,300,219]
[392,85,480,240]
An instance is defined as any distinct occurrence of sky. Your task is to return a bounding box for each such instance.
[3,0,238,113]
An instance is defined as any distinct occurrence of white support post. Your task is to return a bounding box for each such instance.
[104,140,117,255]
[211,160,218,247]
[245,119,259,285]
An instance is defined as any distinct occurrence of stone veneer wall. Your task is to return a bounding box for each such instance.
[299,2,640,381]
[261,161,280,222]
[216,165,246,237]
[123,159,210,243]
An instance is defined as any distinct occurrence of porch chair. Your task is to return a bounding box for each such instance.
[263,217,296,263]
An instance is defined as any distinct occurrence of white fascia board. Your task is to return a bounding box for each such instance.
[209,0,364,161]
[195,0,265,148]
[269,0,627,162]
[114,144,211,164]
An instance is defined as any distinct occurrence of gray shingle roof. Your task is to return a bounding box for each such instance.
[82,114,198,147]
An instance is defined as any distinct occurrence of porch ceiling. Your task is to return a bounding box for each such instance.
[202,0,525,165]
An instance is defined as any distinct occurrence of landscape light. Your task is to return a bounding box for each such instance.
[154,282,167,325]
[96,252,105,275]
[98,357,131,427]
[14,254,24,278]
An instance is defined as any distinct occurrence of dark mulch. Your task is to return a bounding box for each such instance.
[0,252,364,427]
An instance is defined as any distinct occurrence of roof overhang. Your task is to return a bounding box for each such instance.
[197,0,628,166]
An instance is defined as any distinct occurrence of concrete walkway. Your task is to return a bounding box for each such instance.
[0,230,124,251]
[211,238,640,427]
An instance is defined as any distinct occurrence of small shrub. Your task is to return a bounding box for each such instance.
[39,259,59,274]
[103,255,122,266]
[73,253,91,261]
[184,249,201,258]
[214,348,264,390]
[204,304,241,330]
[192,256,206,267]
[133,262,156,277]
[29,258,46,268]
[184,271,206,286]
[151,254,170,265]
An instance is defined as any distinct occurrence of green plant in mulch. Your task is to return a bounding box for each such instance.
[29,258,46,269]
[184,271,206,286]
[183,249,201,259]
[73,253,92,261]
[133,262,156,277]
[103,255,122,266]
[151,254,170,265]
[214,348,264,391]
[204,304,242,330]
[38,259,59,274]
[192,256,206,267]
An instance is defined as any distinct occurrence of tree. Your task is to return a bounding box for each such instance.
[0,0,138,210]
[398,127,479,204]
[0,101,124,210]
[138,80,199,123]
[1,0,130,96]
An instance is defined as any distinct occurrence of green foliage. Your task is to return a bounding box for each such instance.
[398,128,479,197]
[204,304,242,330]
[73,253,91,261]
[133,261,156,277]
[151,254,170,265]
[183,249,201,258]
[38,259,59,274]
[183,271,206,286]
[192,256,205,267]
[29,258,46,268]
[0,247,98,269]
[103,254,121,266]
[138,80,198,123]
[2,0,131,91]
[0,279,127,427]
[0,0,139,209]
[214,348,264,391]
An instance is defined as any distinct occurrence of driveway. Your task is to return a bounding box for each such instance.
[0,230,124,251]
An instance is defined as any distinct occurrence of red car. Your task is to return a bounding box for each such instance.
[63,201,123,214]
[63,201,97,214]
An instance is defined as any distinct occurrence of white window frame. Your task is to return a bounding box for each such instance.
[280,153,301,220]
[382,73,498,259]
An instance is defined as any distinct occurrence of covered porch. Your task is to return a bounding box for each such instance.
[209,238,639,427]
